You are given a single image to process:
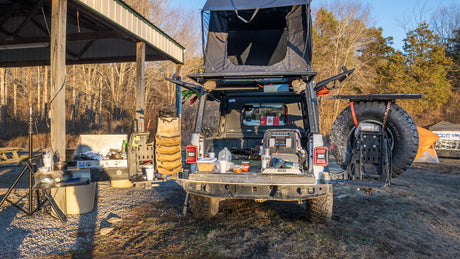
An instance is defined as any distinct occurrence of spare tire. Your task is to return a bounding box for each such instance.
[330,102,418,178]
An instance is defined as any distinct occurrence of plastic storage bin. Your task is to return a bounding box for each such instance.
[196,157,217,172]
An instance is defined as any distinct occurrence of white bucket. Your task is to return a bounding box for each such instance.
[144,165,154,181]
[219,160,228,173]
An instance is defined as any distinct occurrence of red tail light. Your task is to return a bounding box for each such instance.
[314,147,328,166]
[185,145,198,164]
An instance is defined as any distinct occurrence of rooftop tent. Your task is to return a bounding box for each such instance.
[201,0,312,74]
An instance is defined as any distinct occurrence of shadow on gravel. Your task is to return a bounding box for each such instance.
[0,166,29,188]
[155,180,187,205]
[0,165,33,258]
[71,186,99,256]
[0,204,31,258]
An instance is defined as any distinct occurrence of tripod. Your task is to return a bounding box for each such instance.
[0,108,67,223]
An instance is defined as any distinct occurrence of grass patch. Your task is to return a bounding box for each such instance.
[67,248,86,255]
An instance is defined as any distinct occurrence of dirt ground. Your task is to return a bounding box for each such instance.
[39,158,459,258]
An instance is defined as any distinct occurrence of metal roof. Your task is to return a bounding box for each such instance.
[0,0,185,67]
[430,122,460,132]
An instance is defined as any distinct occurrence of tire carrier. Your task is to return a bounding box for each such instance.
[326,94,423,188]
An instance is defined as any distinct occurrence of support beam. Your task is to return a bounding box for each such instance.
[12,0,44,36]
[50,0,67,161]
[0,31,123,45]
[135,42,145,132]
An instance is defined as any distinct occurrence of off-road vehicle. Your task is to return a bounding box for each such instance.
[174,0,419,222]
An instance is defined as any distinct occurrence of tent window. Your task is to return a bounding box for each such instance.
[227,7,290,66]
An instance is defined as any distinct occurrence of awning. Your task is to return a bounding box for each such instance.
[0,0,185,67]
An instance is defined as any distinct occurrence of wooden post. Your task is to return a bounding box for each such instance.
[175,64,181,78]
[43,66,48,118]
[135,42,145,132]
[50,0,67,161]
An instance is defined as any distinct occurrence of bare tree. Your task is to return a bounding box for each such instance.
[2,0,203,139]
[13,68,17,117]
[431,4,460,56]
[0,68,6,135]
[398,1,459,46]
[312,0,375,133]
[28,67,33,110]
[37,67,41,117]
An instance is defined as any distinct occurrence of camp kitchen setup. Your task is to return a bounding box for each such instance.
[0,115,183,224]
[70,116,182,188]
[0,0,185,222]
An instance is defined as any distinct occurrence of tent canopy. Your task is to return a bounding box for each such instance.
[201,0,312,74]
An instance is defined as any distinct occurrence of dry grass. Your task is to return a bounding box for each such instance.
[442,90,460,124]
[45,159,460,259]
[0,133,80,151]
[413,89,460,127]
[87,200,350,258]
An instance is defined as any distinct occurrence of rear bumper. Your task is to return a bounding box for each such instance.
[182,172,330,200]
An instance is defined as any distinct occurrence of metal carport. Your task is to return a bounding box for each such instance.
[0,0,185,159]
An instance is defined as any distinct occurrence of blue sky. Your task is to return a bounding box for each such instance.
[169,0,459,51]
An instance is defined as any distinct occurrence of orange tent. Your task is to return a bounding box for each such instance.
[414,127,440,163]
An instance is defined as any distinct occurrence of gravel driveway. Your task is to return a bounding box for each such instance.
[0,165,182,258]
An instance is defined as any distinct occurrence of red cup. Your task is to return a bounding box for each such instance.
[242,161,250,172]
